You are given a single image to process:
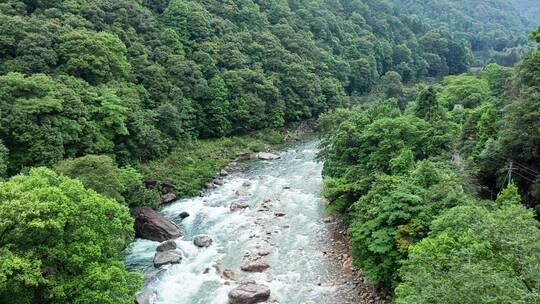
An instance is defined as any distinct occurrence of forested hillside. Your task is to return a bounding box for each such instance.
[0,0,476,177]
[513,0,540,23]
[392,0,535,66]
[318,25,540,302]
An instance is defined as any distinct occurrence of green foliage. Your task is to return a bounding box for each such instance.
[348,161,470,286]
[414,86,444,121]
[0,141,6,178]
[140,134,282,198]
[57,30,131,84]
[54,155,159,208]
[438,75,491,109]
[395,203,540,304]
[392,0,535,66]
[0,168,141,303]
[0,0,495,175]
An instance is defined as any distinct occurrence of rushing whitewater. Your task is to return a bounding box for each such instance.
[125,139,357,304]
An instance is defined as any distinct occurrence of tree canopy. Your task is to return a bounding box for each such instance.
[0,168,140,303]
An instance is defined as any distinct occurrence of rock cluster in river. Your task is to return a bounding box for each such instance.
[132,207,182,242]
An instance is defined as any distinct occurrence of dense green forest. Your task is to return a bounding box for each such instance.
[318,25,540,302]
[0,0,538,302]
[392,0,536,66]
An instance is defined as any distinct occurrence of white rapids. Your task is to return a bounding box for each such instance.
[125,139,357,304]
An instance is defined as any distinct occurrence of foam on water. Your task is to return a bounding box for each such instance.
[125,139,351,303]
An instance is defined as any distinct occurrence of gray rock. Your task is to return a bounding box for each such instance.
[135,291,156,304]
[133,207,183,242]
[153,251,182,267]
[254,152,280,160]
[193,235,213,247]
[219,169,229,176]
[156,240,177,252]
[161,193,176,204]
[240,261,270,272]
[228,281,271,304]
[230,202,249,211]
[178,211,190,219]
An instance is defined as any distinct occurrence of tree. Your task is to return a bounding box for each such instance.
[414,86,443,121]
[395,202,540,304]
[54,155,159,208]
[57,30,131,84]
[0,141,6,178]
[438,75,490,109]
[0,168,141,303]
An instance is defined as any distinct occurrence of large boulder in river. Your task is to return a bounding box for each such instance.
[153,251,182,267]
[228,281,271,304]
[133,207,182,242]
[193,235,213,247]
[254,152,280,160]
[156,240,177,252]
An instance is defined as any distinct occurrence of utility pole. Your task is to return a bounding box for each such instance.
[508,160,513,186]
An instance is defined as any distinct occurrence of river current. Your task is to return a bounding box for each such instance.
[125,139,356,304]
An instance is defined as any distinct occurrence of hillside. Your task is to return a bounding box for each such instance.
[392,0,536,66]
[0,0,473,176]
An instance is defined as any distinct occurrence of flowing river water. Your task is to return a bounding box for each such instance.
[125,139,360,304]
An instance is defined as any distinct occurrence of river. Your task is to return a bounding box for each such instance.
[125,139,360,304]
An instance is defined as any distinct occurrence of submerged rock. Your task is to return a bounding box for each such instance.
[228,281,271,304]
[135,291,156,304]
[235,190,250,197]
[241,261,270,272]
[178,211,190,219]
[156,240,177,252]
[133,207,183,242]
[153,251,182,267]
[274,212,286,217]
[193,235,213,247]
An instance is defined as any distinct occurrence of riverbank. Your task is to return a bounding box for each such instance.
[139,123,312,205]
[325,218,389,304]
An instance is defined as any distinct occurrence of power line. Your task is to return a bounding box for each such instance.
[511,170,537,183]
[512,161,540,176]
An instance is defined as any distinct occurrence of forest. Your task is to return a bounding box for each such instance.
[0,0,538,303]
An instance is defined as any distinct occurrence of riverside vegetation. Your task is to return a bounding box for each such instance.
[0,0,538,303]
[318,25,540,302]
